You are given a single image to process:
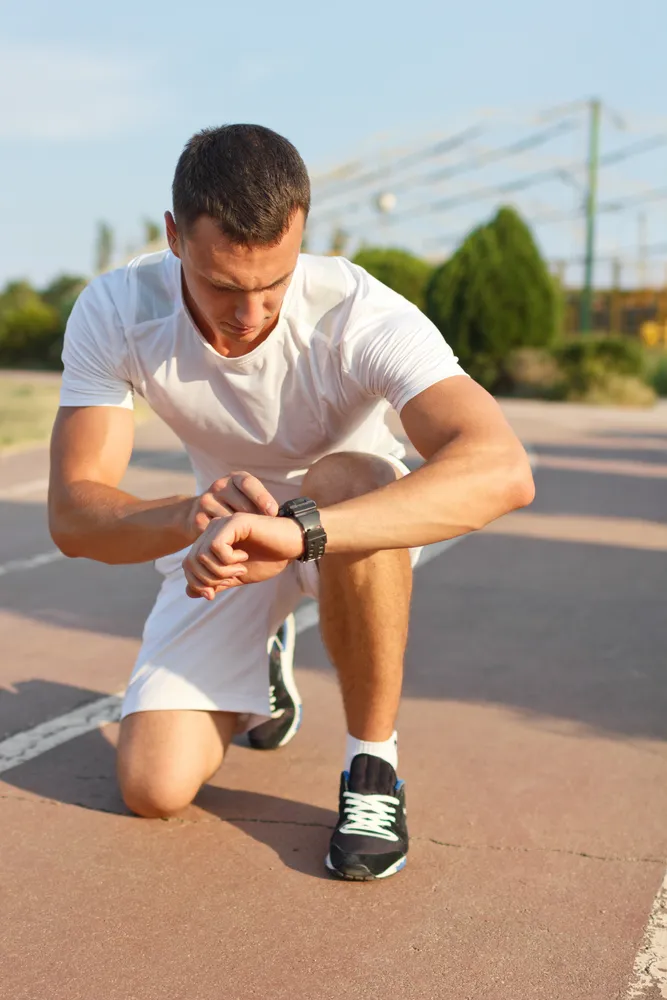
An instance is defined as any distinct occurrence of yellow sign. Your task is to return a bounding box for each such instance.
[640,321,667,347]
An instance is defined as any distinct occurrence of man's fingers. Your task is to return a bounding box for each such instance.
[199,495,234,520]
[208,534,247,564]
[198,549,248,575]
[231,473,279,515]
[183,559,247,590]
[220,483,260,514]
[185,576,244,600]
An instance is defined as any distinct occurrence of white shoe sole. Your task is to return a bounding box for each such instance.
[324,852,407,880]
[268,613,301,748]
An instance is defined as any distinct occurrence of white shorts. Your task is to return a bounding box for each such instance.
[121,457,422,726]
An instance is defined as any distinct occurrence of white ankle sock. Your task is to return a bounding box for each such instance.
[345,731,398,773]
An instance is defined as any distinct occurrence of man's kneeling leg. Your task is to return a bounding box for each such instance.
[117,709,238,818]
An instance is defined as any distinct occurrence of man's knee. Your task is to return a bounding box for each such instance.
[302,452,399,506]
[118,764,199,818]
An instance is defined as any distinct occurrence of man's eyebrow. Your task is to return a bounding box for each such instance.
[207,270,293,292]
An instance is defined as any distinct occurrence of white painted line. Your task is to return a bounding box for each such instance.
[626,871,667,998]
[0,694,123,774]
[0,477,49,498]
[0,550,65,578]
[0,535,463,774]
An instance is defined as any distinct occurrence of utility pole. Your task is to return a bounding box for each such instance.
[579,98,601,333]
[610,257,621,333]
[637,212,648,288]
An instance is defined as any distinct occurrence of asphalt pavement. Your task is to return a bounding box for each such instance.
[1,400,666,1000]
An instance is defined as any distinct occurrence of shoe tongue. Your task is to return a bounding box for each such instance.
[348,754,397,795]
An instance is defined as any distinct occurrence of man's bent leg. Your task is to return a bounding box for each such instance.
[117,709,238,818]
[302,452,412,880]
[302,452,412,745]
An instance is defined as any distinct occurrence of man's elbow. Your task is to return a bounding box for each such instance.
[500,453,535,514]
[48,506,83,560]
[49,525,81,559]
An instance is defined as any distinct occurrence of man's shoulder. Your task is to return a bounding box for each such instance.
[82,249,180,329]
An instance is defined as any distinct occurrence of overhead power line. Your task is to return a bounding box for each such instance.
[395,133,667,242]
[312,125,483,204]
[311,119,581,227]
[402,119,579,191]
[430,184,667,247]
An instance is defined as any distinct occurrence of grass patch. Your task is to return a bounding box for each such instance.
[0,376,62,449]
[0,374,152,451]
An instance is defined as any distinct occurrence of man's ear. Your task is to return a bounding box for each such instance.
[164,211,181,258]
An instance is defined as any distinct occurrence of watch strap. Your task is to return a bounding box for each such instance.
[277,497,327,562]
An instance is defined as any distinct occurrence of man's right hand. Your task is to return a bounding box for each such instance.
[187,472,279,538]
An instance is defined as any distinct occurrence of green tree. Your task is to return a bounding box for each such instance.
[426,206,559,390]
[0,281,62,367]
[94,221,114,274]
[41,273,87,327]
[353,247,433,310]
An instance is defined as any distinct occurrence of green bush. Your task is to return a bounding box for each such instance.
[353,247,433,311]
[570,373,656,407]
[647,352,667,397]
[552,335,645,397]
[0,274,86,369]
[0,282,62,367]
[505,335,658,407]
[425,206,559,391]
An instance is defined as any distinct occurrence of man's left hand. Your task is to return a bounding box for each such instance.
[183,511,304,600]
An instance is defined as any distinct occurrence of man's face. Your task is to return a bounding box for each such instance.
[166,210,305,351]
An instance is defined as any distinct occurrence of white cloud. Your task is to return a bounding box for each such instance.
[0,40,162,140]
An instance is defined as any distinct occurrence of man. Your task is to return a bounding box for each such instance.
[49,124,534,881]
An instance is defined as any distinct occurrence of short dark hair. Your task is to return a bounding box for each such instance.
[172,124,310,245]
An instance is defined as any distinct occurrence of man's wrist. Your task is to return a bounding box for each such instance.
[174,494,202,545]
[279,515,308,560]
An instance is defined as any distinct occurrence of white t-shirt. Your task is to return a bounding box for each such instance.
[60,250,465,497]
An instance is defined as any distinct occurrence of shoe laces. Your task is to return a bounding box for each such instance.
[268,631,288,718]
[269,684,285,718]
[340,790,400,841]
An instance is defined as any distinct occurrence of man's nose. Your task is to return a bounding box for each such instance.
[234,294,264,328]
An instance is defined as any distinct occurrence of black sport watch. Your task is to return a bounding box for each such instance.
[277,497,327,562]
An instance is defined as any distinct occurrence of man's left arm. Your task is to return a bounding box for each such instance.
[319,375,534,553]
[182,375,535,599]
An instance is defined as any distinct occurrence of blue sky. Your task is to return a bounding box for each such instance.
[2,0,666,288]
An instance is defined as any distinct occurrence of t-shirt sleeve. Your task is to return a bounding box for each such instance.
[342,266,467,414]
[60,277,134,409]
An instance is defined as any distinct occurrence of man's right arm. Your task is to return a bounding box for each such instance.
[49,406,281,565]
[48,406,197,564]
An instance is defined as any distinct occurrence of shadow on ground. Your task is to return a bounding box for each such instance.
[1,696,335,879]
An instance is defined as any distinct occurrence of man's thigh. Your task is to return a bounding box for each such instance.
[117,708,238,815]
[296,453,423,600]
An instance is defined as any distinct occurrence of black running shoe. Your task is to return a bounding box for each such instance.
[326,753,408,881]
[248,614,301,750]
